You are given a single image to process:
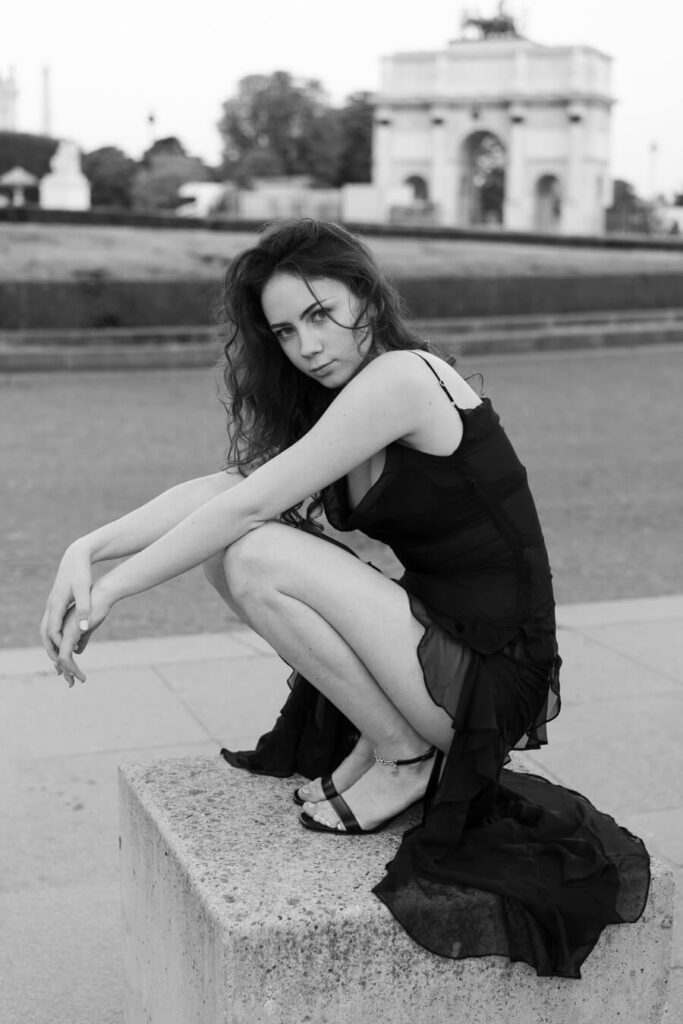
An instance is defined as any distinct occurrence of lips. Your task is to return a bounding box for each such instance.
[310,362,334,374]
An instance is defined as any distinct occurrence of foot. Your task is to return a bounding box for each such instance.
[302,750,434,832]
[296,735,375,804]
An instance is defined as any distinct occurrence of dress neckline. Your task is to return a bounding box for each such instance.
[345,398,493,517]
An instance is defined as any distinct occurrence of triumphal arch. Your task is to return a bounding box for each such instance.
[361,9,613,234]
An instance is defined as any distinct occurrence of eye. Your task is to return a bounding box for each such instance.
[274,326,296,343]
[310,307,330,323]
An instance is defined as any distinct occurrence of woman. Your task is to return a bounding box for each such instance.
[41,219,649,978]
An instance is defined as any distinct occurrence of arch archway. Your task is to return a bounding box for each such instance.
[460,131,506,226]
[535,174,562,232]
[404,174,429,201]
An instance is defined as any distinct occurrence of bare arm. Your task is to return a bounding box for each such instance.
[41,469,244,664]
[53,351,437,682]
[76,469,245,562]
[96,351,426,607]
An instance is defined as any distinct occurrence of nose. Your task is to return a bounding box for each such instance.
[298,325,324,359]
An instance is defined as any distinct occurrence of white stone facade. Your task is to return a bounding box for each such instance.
[238,177,341,221]
[354,37,613,235]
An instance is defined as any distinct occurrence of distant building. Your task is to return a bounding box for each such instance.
[344,12,614,235]
[0,132,91,210]
[238,177,341,221]
[0,69,90,210]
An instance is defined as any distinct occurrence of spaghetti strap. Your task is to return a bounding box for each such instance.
[411,351,461,412]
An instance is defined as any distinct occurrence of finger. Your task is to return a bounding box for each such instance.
[72,572,93,633]
[47,600,68,653]
[58,655,85,685]
[74,632,91,655]
[58,631,86,684]
[40,611,59,662]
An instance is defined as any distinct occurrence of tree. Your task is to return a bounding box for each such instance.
[335,92,373,184]
[141,136,187,165]
[82,146,137,207]
[0,131,58,178]
[218,72,338,185]
[606,179,654,234]
[131,137,210,210]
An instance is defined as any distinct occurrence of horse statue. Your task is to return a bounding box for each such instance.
[461,2,520,39]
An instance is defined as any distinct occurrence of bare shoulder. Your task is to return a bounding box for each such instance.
[411,350,482,410]
[356,349,481,409]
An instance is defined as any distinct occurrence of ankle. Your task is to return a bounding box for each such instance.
[371,745,436,776]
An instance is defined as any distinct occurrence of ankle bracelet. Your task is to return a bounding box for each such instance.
[372,746,436,777]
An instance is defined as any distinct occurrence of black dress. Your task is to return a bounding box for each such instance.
[222,353,650,979]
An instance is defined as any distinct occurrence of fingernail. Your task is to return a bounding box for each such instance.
[78,619,89,631]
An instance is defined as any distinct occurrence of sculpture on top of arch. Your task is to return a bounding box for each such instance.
[461,2,520,40]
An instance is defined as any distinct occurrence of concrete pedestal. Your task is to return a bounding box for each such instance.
[119,756,673,1024]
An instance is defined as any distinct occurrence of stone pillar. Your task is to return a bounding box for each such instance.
[504,104,527,230]
[372,108,394,193]
[430,105,453,225]
[563,102,585,233]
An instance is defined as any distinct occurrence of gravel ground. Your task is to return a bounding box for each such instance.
[2,222,683,281]
[3,344,682,649]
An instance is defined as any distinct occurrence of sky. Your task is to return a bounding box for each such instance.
[4,0,683,197]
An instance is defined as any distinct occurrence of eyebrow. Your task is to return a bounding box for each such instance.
[268,297,331,331]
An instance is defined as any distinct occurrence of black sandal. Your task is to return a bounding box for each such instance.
[299,746,436,835]
[292,773,338,807]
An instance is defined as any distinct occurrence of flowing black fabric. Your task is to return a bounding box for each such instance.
[221,670,357,779]
[221,356,650,978]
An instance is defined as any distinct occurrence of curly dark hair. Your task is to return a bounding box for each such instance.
[217,217,430,471]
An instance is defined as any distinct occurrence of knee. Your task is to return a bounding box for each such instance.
[221,522,285,605]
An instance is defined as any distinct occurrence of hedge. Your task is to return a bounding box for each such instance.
[2,274,683,330]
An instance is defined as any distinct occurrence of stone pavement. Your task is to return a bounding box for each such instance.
[1,594,681,1024]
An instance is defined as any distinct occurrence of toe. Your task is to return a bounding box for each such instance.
[309,799,345,831]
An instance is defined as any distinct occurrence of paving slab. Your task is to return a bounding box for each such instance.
[0,630,260,678]
[0,742,217,894]
[555,625,682,705]
[577,619,683,683]
[0,666,212,760]
[531,690,683,817]
[556,593,683,627]
[155,654,289,742]
[0,882,124,1024]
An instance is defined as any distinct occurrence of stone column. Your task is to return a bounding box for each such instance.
[504,104,527,230]
[430,105,452,225]
[372,107,394,192]
[564,102,585,233]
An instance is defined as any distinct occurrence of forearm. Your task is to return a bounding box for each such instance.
[75,471,242,562]
[95,487,261,606]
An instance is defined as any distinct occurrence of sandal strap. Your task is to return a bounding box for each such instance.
[320,774,338,802]
[327,791,362,834]
[373,745,436,773]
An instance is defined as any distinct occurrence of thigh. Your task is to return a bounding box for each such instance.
[226,523,450,738]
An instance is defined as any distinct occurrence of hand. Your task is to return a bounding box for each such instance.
[55,584,113,688]
[40,541,94,670]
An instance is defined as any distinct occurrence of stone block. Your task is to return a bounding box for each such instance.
[119,756,674,1024]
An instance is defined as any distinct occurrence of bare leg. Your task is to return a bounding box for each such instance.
[205,524,454,831]
[204,553,374,800]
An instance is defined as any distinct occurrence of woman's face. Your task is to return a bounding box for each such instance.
[260,272,373,388]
